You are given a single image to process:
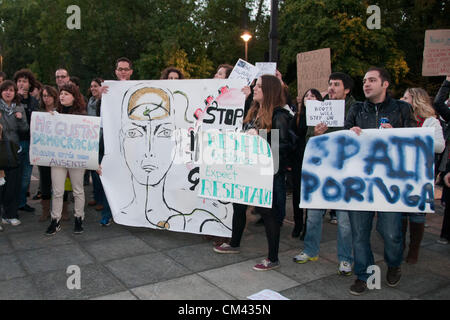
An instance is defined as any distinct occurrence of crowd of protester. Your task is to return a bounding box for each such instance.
[0,58,449,296]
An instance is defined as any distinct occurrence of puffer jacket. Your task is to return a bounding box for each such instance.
[344,94,416,129]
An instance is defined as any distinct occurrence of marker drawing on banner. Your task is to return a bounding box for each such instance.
[198,131,273,208]
[228,59,259,86]
[422,29,450,76]
[100,79,246,237]
[300,128,435,213]
[255,62,277,78]
[30,112,100,170]
[306,100,345,127]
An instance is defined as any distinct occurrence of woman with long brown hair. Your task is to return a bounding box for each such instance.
[400,87,445,263]
[215,74,293,270]
[46,83,87,236]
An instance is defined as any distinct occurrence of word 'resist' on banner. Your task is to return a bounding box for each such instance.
[198,130,274,208]
[300,128,435,213]
[100,79,246,237]
[30,112,100,170]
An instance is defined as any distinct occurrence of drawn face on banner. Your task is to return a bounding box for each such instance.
[120,86,176,186]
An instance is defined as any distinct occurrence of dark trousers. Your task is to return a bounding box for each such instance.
[441,186,450,240]
[260,172,286,262]
[292,161,305,231]
[38,166,52,200]
[1,162,23,219]
[230,203,248,247]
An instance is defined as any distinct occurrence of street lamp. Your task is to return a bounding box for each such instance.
[240,32,252,61]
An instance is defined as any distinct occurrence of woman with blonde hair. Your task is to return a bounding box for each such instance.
[400,87,445,263]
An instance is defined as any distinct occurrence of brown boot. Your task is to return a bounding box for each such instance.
[406,222,424,264]
[39,199,51,222]
[61,201,70,221]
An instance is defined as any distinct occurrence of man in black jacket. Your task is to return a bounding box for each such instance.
[344,67,416,295]
[13,69,39,213]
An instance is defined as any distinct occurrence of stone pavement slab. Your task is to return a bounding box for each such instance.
[17,244,94,274]
[131,274,235,300]
[199,260,299,300]
[81,235,157,262]
[33,264,125,300]
[105,252,191,287]
[0,254,27,281]
[0,277,43,300]
[91,291,138,300]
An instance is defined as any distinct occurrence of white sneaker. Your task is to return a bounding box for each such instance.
[338,261,352,276]
[2,218,21,226]
[293,252,318,264]
[437,238,448,245]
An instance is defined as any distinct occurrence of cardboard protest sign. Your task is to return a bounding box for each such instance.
[101,79,246,237]
[422,29,450,76]
[30,112,100,170]
[305,100,345,127]
[198,130,273,208]
[300,128,435,213]
[255,62,277,78]
[229,59,259,86]
[297,48,331,99]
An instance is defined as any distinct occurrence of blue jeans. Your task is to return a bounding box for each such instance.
[348,211,403,282]
[303,209,353,263]
[19,141,33,208]
[402,212,426,224]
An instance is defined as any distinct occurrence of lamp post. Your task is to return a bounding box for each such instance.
[240,32,252,61]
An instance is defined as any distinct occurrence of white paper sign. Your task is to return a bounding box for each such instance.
[247,289,290,300]
[101,79,246,237]
[228,59,259,86]
[30,112,100,170]
[255,62,277,78]
[300,128,435,213]
[305,100,345,127]
[198,131,273,208]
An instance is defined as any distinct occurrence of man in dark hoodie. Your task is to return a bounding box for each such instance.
[13,69,39,213]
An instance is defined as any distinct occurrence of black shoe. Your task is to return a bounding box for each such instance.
[74,217,84,234]
[19,204,35,212]
[386,266,401,287]
[299,231,306,241]
[291,225,302,238]
[349,279,367,296]
[46,219,61,236]
[32,191,42,200]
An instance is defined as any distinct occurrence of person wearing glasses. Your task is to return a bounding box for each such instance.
[55,68,70,90]
[115,57,133,81]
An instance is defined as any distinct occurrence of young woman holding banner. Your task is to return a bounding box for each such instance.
[215,75,293,271]
[46,83,87,236]
[400,87,445,263]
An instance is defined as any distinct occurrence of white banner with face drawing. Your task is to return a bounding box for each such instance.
[101,79,247,237]
[300,128,435,213]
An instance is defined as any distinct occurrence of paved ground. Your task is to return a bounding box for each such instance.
[0,169,449,300]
